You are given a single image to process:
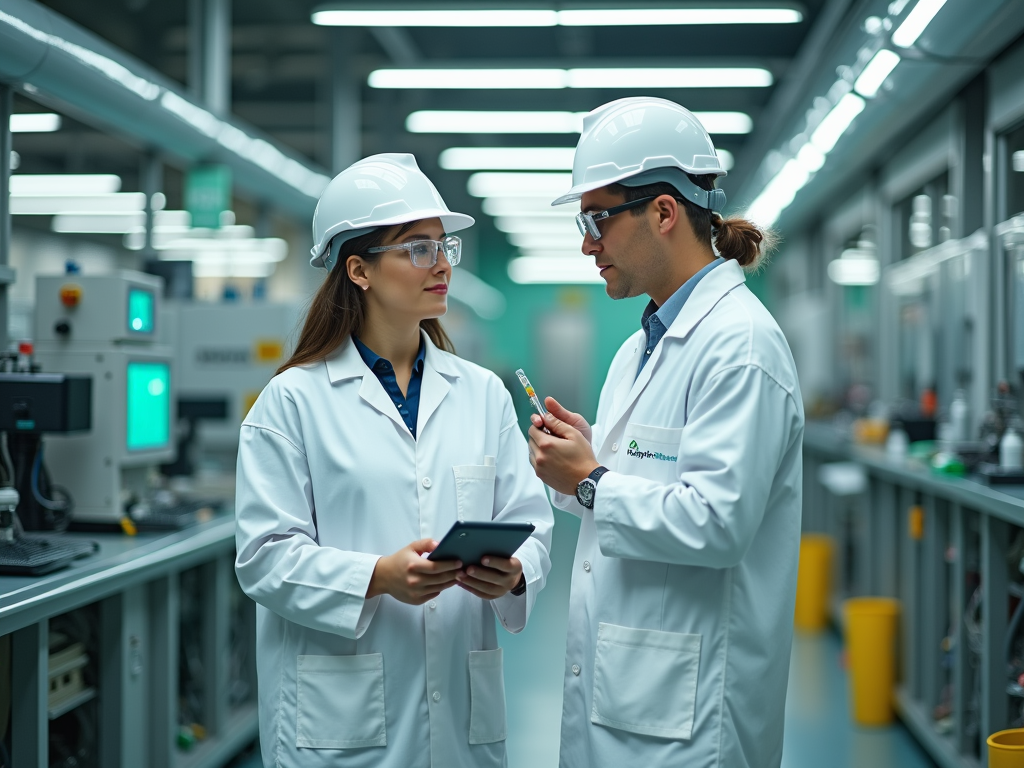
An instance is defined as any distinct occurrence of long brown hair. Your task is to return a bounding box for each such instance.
[612,173,776,270]
[277,223,455,376]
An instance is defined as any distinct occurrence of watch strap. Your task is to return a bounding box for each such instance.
[588,466,610,485]
[510,573,527,596]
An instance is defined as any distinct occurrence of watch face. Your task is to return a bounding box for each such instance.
[576,478,596,508]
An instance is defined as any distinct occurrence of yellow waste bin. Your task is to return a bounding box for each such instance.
[843,597,900,726]
[794,534,834,631]
[988,729,1024,768]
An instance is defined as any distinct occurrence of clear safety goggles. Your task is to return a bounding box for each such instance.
[366,235,462,268]
[575,196,655,240]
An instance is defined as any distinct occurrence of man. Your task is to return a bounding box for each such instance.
[528,97,805,768]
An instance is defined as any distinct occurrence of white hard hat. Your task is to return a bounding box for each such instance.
[310,153,475,270]
[551,97,727,211]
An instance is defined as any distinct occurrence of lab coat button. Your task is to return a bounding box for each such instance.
[428,601,437,610]
[611,443,618,452]
[421,477,432,488]
[432,691,441,702]
[571,664,581,676]
[583,560,591,572]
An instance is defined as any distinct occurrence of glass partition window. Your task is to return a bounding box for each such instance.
[1008,122,1024,218]
[895,172,954,260]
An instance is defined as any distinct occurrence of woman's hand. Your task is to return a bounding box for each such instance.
[366,538,462,605]
[455,556,524,600]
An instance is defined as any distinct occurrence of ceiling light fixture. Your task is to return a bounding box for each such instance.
[507,232,583,250]
[482,197,579,216]
[375,68,772,91]
[494,217,581,235]
[440,147,576,171]
[809,93,866,153]
[508,256,604,284]
[13,193,147,216]
[410,110,752,135]
[313,6,802,27]
[853,49,901,98]
[10,113,62,133]
[467,172,572,197]
[891,0,947,48]
[10,174,122,195]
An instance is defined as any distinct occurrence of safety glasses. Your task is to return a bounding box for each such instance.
[575,196,656,240]
[366,235,462,268]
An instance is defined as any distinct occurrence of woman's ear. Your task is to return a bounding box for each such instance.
[347,255,371,291]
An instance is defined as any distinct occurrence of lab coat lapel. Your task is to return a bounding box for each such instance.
[326,338,411,434]
[417,334,459,436]
[602,260,747,438]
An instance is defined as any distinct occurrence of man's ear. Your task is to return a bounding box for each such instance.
[654,194,681,235]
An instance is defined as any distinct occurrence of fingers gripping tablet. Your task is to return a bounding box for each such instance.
[427,521,536,567]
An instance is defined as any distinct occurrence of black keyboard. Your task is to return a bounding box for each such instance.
[0,535,98,576]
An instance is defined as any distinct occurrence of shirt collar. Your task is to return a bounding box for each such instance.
[642,257,725,338]
[351,334,426,375]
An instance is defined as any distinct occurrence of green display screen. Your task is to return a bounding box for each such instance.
[128,288,154,334]
[126,361,170,452]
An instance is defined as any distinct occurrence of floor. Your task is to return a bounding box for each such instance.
[233,509,939,768]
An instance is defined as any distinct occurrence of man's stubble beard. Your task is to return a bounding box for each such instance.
[605,218,662,301]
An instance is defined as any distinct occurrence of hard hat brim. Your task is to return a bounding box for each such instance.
[551,165,727,207]
[310,209,475,269]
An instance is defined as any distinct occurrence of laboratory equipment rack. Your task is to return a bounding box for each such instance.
[804,421,1024,768]
[0,515,257,768]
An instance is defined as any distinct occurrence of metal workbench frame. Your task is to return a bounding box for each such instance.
[2,516,257,768]
[804,422,1024,768]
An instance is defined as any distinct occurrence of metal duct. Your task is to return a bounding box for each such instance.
[0,0,331,219]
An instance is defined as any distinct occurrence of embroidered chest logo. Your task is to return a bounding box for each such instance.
[625,439,677,462]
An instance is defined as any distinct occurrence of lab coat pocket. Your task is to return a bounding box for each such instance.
[468,648,507,744]
[453,464,497,521]
[619,424,682,481]
[296,654,386,749]
[591,623,700,740]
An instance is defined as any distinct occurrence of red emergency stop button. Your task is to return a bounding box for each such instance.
[60,284,82,307]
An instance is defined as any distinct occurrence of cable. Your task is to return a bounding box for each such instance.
[0,433,12,488]
[30,443,73,531]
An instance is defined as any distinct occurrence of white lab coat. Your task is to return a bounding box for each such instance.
[552,259,804,768]
[234,333,554,768]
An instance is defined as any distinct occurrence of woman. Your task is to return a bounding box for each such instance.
[235,153,554,768]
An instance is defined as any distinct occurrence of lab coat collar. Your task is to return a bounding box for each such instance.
[602,259,746,440]
[324,331,459,438]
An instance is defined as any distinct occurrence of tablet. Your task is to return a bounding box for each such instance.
[427,521,536,566]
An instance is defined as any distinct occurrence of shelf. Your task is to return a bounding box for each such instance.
[48,686,97,721]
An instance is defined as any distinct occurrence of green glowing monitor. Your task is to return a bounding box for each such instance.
[126,361,170,452]
[127,288,154,334]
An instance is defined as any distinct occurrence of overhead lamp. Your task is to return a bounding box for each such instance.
[10,174,122,195]
[375,68,772,90]
[313,6,802,27]
[53,210,190,235]
[745,158,811,227]
[508,256,604,284]
[891,0,947,48]
[795,143,826,173]
[716,149,735,171]
[440,147,576,171]
[558,8,802,25]
[494,217,580,235]
[409,110,752,134]
[10,113,62,133]
[828,254,880,285]
[467,172,572,198]
[508,232,582,250]
[809,93,865,154]
[854,49,901,98]
[14,193,147,216]
[482,197,577,216]
[192,261,277,279]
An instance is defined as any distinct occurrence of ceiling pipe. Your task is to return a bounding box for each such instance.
[0,0,331,219]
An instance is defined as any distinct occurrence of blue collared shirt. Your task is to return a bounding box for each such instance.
[352,335,426,438]
[637,257,725,379]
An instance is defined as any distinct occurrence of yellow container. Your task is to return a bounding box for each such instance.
[794,534,834,631]
[988,729,1024,768]
[843,597,900,726]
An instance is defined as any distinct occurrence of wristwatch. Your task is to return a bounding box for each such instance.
[511,574,527,596]
[576,466,610,509]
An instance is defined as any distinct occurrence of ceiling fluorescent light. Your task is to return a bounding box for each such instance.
[828,258,880,285]
[795,143,826,172]
[508,232,582,250]
[809,93,865,153]
[10,113,62,133]
[12,193,147,215]
[695,112,753,134]
[52,212,146,234]
[10,174,121,195]
[494,217,581,235]
[508,256,604,284]
[717,149,735,171]
[468,172,572,197]
[192,261,277,279]
[408,111,583,134]
[558,8,802,25]
[440,147,576,171]
[376,68,772,91]
[566,68,772,89]
[370,69,566,90]
[854,49,901,98]
[891,0,947,48]
[313,9,558,26]
[482,197,578,216]
[745,158,811,227]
